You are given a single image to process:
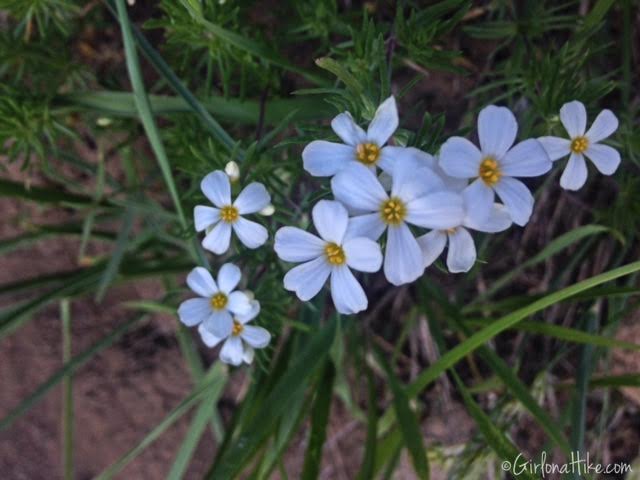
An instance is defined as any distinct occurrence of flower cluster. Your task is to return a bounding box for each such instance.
[178,97,621,364]
[273,97,620,315]
[178,171,273,366]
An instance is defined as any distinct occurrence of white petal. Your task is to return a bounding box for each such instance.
[378,146,436,174]
[202,221,232,254]
[234,182,270,214]
[439,137,482,178]
[585,144,621,175]
[236,300,260,324]
[194,206,220,232]
[560,100,587,137]
[201,171,231,207]
[478,105,517,157]
[344,213,387,241]
[461,179,494,224]
[302,140,355,177]
[283,256,331,301]
[585,109,618,144]
[274,227,325,262]
[537,136,571,161]
[464,203,512,233]
[233,218,268,249]
[312,200,349,243]
[178,298,211,327]
[417,230,447,268]
[330,266,368,315]
[446,228,476,273]
[186,267,218,297]
[219,336,243,366]
[331,111,367,145]
[405,191,465,230]
[242,345,255,364]
[203,310,233,338]
[241,325,271,348]
[493,177,534,226]
[198,323,224,348]
[331,162,388,212]
[559,153,588,191]
[227,291,252,316]
[501,139,552,177]
[217,263,242,294]
[392,161,445,201]
[343,237,383,272]
[383,223,424,286]
[366,96,398,146]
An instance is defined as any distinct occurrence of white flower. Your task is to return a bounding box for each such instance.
[302,96,400,177]
[331,159,464,285]
[417,202,512,273]
[274,200,383,315]
[224,160,240,182]
[439,105,552,227]
[195,171,271,254]
[178,264,253,338]
[538,100,620,191]
[198,300,271,366]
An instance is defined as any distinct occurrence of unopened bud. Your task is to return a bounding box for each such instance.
[225,161,240,182]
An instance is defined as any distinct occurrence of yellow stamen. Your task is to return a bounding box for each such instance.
[570,136,589,154]
[324,242,346,265]
[380,197,407,225]
[446,227,457,234]
[478,156,501,186]
[231,320,244,336]
[355,143,380,165]
[220,205,239,223]
[210,292,228,310]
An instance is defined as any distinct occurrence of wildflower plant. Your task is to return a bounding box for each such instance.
[1,1,639,479]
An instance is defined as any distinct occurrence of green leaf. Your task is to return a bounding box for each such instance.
[114,0,186,228]
[477,225,614,301]
[301,360,335,480]
[356,365,379,480]
[407,260,640,399]
[207,317,338,479]
[61,299,74,480]
[452,372,537,480]
[582,0,616,31]
[376,349,429,479]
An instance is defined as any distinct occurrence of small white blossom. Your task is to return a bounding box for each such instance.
[198,300,271,366]
[224,160,240,182]
[439,105,552,226]
[178,264,252,338]
[195,171,271,254]
[274,200,383,315]
[331,159,464,285]
[303,96,400,177]
[538,100,620,191]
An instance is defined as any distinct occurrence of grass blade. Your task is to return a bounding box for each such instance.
[407,260,640,399]
[301,360,335,480]
[376,348,429,479]
[356,365,378,480]
[114,0,186,227]
[61,299,74,480]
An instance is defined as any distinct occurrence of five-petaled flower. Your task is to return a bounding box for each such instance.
[439,105,552,226]
[538,100,620,191]
[303,96,401,177]
[178,264,253,338]
[331,160,465,285]
[274,200,383,314]
[195,170,271,254]
[198,300,271,366]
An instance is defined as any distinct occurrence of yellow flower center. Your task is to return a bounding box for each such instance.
[220,205,239,223]
[356,143,380,165]
[380,197,407,225]
[210,292,228,310]
[446,227,457,234]
[478,156,501,186]
[231,320,244,336]
[324,242,346,265]
[570,136,589,154]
